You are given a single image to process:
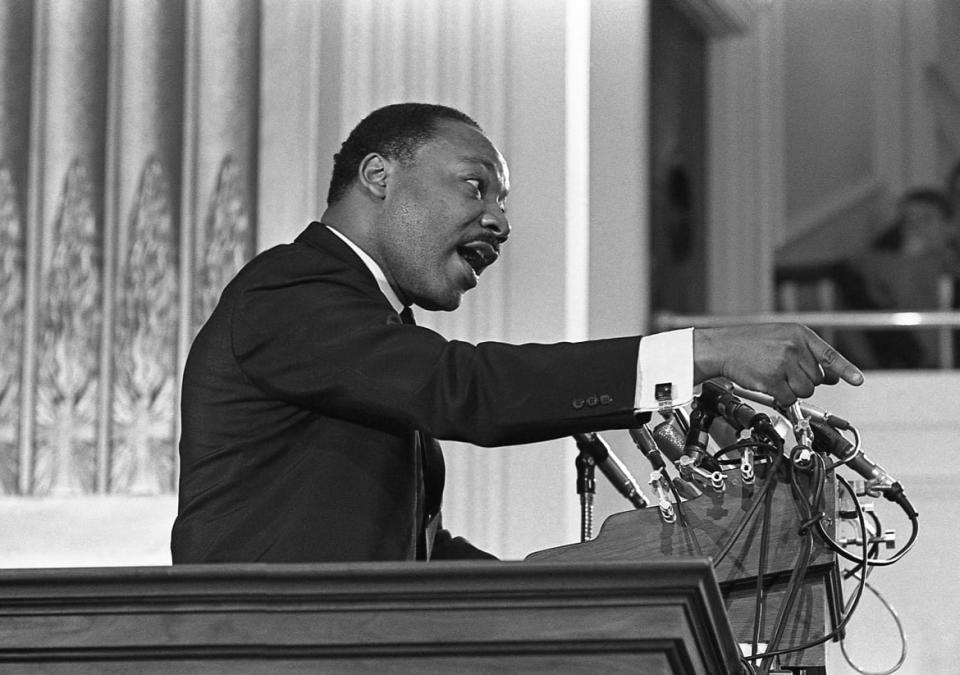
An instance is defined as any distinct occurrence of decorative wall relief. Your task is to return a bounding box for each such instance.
[192,155,252,332]
[33,160,102,495]
[0,164,24,494]
[2,2,256,508]
[110,158,178,495]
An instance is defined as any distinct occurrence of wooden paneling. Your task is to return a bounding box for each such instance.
[0,561,743,674]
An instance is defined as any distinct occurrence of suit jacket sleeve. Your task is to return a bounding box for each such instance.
[230,246,642,448]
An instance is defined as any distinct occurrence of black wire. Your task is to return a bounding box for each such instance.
[747,464,871,662]
[840,508,882,581]
[751,479,775,659]
[757,445,823,673]
[710,428,911,666]
[736,442,915,665]
[665,474,708,559]
[815,474,920,567]
[713,448,785,567]
[866,508,884,541]
[713,439,781,460]
[663,465,689,528]
[758,531,814,674]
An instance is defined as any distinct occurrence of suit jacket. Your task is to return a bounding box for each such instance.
[171,222,641,563]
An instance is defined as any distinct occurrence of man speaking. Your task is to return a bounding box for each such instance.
[171,103,862,564]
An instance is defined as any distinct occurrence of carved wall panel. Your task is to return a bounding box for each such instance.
[192,156,252,331]
[0,0,32,496]
[33,161,102,496]
[0,165,24,494]
[183,2,259,336]
[1,0,256,497]
[110,160,178,495]
[28,0,109,496]
[104,0,185,494]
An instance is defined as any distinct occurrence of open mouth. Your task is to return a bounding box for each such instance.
[456,241,499,276]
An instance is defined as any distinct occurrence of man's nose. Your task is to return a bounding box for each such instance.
[481,208,510,241]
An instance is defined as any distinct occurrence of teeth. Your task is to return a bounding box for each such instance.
[458,241,497,273]
[458,247,484,274]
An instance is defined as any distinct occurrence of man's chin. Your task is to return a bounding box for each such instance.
[413,290,464,312]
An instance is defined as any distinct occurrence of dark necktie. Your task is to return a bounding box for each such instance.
[399,304,427,557]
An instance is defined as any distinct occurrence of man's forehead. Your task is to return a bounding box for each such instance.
[431,121,508,172]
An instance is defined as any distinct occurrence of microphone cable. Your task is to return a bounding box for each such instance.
[839,568,908,675]
[815,473,919,568]
[756,442,823,673]
[743,456,871,667]
[713,442,784,567]
[711,428,785,567]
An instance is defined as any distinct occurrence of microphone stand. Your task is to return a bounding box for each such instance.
[575,449,597,542]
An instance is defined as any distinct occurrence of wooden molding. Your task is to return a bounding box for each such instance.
[0,561,742,673]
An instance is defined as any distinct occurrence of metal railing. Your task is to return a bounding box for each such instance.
[653,309,960,369]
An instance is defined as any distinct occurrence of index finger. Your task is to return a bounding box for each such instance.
[810,338,864,386]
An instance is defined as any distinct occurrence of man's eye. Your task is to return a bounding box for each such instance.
[465,178,483,196]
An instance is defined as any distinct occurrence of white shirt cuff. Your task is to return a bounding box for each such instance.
[634,328,694,412]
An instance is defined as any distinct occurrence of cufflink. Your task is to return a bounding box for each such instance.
[655,383,674,413]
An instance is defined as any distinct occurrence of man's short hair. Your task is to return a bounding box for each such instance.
[898,187,953,220]
[326,102,482,205]
[873,187,954,251]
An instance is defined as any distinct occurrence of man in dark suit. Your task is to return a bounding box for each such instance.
[171,103,862,564]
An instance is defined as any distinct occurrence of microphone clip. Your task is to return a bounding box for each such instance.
[648,470,676,524]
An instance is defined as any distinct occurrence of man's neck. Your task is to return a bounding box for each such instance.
[323,222,405,315]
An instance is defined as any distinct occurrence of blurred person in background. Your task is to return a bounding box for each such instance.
[840,187,957,369]
[946,160,960,230]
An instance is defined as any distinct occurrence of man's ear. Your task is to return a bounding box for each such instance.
[358,153,390,199]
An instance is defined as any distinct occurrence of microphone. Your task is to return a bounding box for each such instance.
[627,426,667,471]
[808,419,916,517]
[648,420,708,498]
[730,383,853,430]
[650,417,726,493]
[699,378,775,435]
[650,419,685,463]
[573,433,649,509]
[682,406,723,473]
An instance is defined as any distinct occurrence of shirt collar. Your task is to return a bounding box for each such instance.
[325,224,405,314]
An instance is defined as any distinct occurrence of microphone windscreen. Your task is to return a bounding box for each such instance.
[651,419,685,463]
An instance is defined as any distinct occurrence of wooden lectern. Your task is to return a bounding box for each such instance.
[529,469,841,672]
[0,475,835,673]
[0,559,745,673]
